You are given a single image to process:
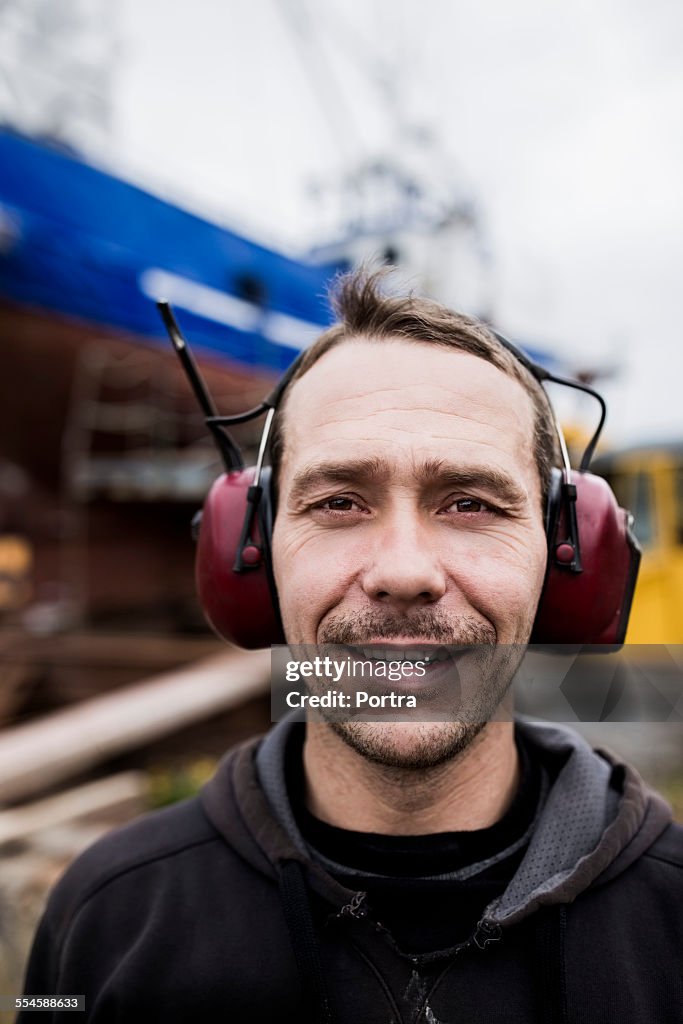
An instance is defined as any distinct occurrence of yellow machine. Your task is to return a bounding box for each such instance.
[592,442,683,643]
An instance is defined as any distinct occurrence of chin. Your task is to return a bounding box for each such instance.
[328,719,488,771]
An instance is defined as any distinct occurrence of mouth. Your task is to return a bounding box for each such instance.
[328,641,469,700]
[339,641,470,664]
[327,642,467,719]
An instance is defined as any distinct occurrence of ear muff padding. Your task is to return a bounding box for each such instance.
[531,468,641,645]
[195,468,284,648]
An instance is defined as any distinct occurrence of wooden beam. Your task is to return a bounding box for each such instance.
[0,628,224,669]
[0,649,270,805]
[0,772,147,848]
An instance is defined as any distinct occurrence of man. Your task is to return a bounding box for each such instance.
[20,270,683,1022]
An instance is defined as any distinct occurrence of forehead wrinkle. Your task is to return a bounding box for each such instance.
[294,356,531,407]
[297,341,527,401]
[304,396,533,437]
[288,357,535,441]
[304,421,532,455]
[309,393,527,419]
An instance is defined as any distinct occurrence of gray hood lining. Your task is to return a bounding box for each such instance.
[256,715,670,927]
[485,720,617,923]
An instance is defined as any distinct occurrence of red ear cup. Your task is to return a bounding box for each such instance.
[195,469,284,649]
[530,470,641,645]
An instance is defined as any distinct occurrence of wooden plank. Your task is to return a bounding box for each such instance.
[0,772,148,848]
[0,649,270,804]
[0,628,224,668]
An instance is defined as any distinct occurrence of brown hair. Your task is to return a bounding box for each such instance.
[269,267,560,508]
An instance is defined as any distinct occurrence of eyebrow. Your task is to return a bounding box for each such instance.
[287,456,528,508]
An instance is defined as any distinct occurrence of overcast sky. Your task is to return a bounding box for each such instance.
[104,0,683,444]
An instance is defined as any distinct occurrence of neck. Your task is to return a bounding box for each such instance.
[302,722,520,835]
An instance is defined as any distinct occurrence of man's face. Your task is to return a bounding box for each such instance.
[272,338,548,767]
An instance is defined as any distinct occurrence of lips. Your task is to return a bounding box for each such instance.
[338,643,467,693]
[341,643,468,663]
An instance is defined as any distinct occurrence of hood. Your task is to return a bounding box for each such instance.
[201,715,671,929]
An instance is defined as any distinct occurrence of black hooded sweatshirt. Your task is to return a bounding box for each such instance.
[18,718,683,1023]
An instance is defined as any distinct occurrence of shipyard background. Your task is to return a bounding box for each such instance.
[1,0,682,1013]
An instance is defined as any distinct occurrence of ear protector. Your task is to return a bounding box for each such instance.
[158,302,640,650]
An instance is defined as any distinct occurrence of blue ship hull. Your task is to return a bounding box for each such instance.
[0,129,343,373]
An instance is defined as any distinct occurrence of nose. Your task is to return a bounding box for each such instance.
[360,508,447,610]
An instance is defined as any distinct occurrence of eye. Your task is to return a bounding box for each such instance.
[453,498,486,513]
[311,494,368,516]
[441,496,495,515]
[322,497,356,511]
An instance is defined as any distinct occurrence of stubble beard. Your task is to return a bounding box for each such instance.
[315,608,530,772]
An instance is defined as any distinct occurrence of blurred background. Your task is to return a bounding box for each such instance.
[1,0,682,1007]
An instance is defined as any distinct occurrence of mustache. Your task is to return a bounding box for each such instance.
[318,610,496,646]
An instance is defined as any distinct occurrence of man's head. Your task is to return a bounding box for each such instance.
[271,268,560,768]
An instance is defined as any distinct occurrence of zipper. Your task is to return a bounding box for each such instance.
[473,918,503,950]
[334,896,503,961]
[337,890,368,919]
